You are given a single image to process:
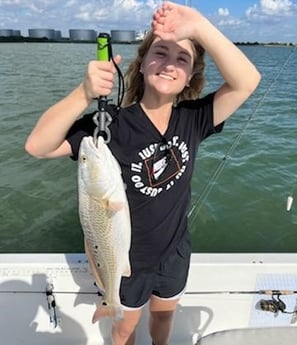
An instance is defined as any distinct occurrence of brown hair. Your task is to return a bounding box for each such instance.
[123,31,205,106]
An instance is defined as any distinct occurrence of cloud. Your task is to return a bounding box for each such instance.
[0,0,21,4]
[0,0,297,42]
[0,0,163,34]
[65,0,78,8]
[241,0,297,42]
[67,0,162,31]
[218,8,229,17]
[209,0,297,43]
[213,8,242,28]
[246,0,297,18]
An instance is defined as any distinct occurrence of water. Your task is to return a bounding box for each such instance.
[0,43,296,253]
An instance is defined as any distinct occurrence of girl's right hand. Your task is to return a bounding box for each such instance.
[152,1,201,42]
[82,55,122,101]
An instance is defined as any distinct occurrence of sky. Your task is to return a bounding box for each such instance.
[0,0,297,43]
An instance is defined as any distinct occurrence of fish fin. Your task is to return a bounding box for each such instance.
[103,199,125,214]
[92,303,124,323]
[84,239,105,292]
[122,262,131,277]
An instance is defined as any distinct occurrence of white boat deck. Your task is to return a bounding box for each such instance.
[0,253,296,344]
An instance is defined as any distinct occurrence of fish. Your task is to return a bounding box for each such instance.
[78,135,131,322]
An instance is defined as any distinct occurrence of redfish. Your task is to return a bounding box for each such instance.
[78,136,131,322]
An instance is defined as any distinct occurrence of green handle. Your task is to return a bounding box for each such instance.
[97,33,110,61]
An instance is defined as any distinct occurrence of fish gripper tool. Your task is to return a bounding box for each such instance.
[93,97,113,144]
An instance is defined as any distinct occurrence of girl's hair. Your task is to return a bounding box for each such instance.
[123,31,205,106]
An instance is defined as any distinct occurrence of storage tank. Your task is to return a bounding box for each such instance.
[111,30,136,43]
[54,30,62,40]
[0,29,13,37]
[69,29,97,41]
[28,29,56,40]
[12,30,21,37]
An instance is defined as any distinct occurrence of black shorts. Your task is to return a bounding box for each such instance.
[119,236,191,308]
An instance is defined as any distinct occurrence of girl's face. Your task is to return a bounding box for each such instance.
[141,37,194,101]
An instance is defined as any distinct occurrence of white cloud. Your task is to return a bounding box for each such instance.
[213,8,242,28]
[75,0,162,29]
[0,0,163,35]
[246,0,297,18]
[0,0,21,4]
[65,0,78,7]
[208,0,297,42]
[218,17,242,27]
[218,8,229,17]
[0,0,297,42]
[261,0,293,14]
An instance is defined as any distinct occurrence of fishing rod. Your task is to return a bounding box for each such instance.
[0,282,103,329]
[1,287,297,296]
[2,288,296,316]
[2,288,297,296]
[189,46,297,222]
[185,289,297,295]
[185,289,297,315]
[93,33,125,144]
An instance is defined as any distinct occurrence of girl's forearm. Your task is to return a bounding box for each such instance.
[192,15,261,92]
[25,83,92,158]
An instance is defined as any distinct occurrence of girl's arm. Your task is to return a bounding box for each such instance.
[152,2,261,126]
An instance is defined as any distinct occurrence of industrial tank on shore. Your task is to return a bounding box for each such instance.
[0,29,14,37]
[69,29,97,41]
[111,30,136,43]
[28,29,56,40]
[54,30,62,40]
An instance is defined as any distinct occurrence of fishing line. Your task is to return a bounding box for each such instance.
[189,46,297,223]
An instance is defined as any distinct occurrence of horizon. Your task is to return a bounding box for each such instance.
[0,1,297,43]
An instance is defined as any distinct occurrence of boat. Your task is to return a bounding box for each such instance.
[0,253,296,344]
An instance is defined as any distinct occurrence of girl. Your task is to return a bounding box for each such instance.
[25,2,261,345]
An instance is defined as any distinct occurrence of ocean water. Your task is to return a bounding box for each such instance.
[0,43,296,253]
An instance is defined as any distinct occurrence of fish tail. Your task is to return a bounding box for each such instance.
[92,303,124,323]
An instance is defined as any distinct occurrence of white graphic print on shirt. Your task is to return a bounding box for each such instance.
[130,135,189,198]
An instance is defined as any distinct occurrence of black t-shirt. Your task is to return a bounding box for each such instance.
[66,92,224,272]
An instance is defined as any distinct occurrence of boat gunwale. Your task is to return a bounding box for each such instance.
[0,253,297,265]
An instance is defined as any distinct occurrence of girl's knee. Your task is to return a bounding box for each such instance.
[150,310,175,324]
[112,309,142,342]
[113,322,136,338]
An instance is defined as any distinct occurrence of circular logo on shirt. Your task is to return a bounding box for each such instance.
[130,135,189,197]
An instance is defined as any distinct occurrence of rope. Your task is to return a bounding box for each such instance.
[189,46,297,224]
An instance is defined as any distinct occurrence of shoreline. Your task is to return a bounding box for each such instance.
[0,37,296,47]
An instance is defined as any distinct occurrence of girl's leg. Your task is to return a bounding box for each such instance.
[148,296,180,345]
[112,308,143,345]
